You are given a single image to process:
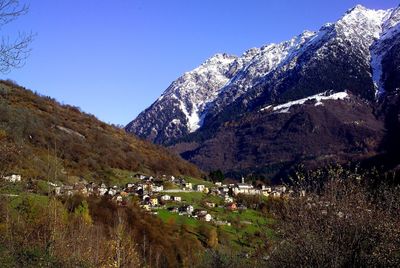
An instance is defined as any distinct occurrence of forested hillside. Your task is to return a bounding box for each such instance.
[0,80,201,184]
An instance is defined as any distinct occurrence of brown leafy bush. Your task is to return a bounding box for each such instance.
[267,168,400,267]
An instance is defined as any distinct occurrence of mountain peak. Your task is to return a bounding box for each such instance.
[346,4,367,14]
[342,4,389,22]
[200,53,237,67]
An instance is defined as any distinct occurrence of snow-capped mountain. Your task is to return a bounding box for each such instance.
[202,4,396,126]
[127,5,400,179]
[125,53,238,144]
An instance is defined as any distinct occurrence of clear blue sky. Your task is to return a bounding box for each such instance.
[2,0,399,125]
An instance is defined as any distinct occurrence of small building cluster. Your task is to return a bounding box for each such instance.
[3,172,304,226]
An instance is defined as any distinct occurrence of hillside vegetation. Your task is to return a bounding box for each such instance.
[0,80,201,184]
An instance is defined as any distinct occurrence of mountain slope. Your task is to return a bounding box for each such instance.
[125,53,238,144]
[127,5,400,179]
[172,91,384,180]
[0,80,201,183]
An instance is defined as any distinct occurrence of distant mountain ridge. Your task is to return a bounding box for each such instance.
[126,5,400,179]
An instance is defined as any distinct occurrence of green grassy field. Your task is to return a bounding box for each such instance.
[107,169,141,187]
[184,177,214,188]
[157,209,200,227]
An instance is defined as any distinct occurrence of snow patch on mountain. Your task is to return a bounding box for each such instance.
[260,91,349,113]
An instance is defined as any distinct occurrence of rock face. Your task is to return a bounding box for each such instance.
[127,5,400,179]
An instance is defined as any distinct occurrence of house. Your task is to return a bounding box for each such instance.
[74,184,88,195]
[226,203,238,211]
[215,220,231,226]
[196,184,205,192]
[270,191,281,198]
[275,185,287,193]
[196,210,212,222]
[135,174,146,180]
[47,181,58,187]
[220,186,230,194]
[61,185,73,196]
[114,195,123,203]
[126,183,135,188]
[262,185,272,192]
[173,196,182,202]
[204,201,216,208]
[85,182,96,193]
[183,182,193,190]
[151,184,164,192]
[186,205,194,214]
[107,188,117,196]
[179,205,194,215]
[141,204,151,211]
[98,186,108,196]
[53,186,61,195]
[233,178,258,195]
[224,194,233,203]
[150,198,159,206]
[300,190,306,197]
[202,214,212,222]
[160,194,171,201]
[3,174,21,183]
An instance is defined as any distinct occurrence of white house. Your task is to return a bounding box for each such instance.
[115,195,123,202]
[196,184,205,192]
[184,182,193,190]
[220,186,229,194]
[197,211,212,222]
[270,191,281,198]
[233,177,262,195]
[99,187,108,196]
[173,196,182,202]
[262,185,272,192]
[126,183,135,188]
[186,205,194,214]
[224,194,233,203]
[107,188,117,196]
[54,186,61,195]
[150,198,158,206]
[203,213,212,222]
[205,201,216,208]
[3,174,21,183]
[160,194,171,201]
[151,184,164,192]
[275,185,287,193]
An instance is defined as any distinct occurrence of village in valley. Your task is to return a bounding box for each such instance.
[3,172,301,228]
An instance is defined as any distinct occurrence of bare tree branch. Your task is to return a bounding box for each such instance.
[0,0,28,28]
[0,0,32,73]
